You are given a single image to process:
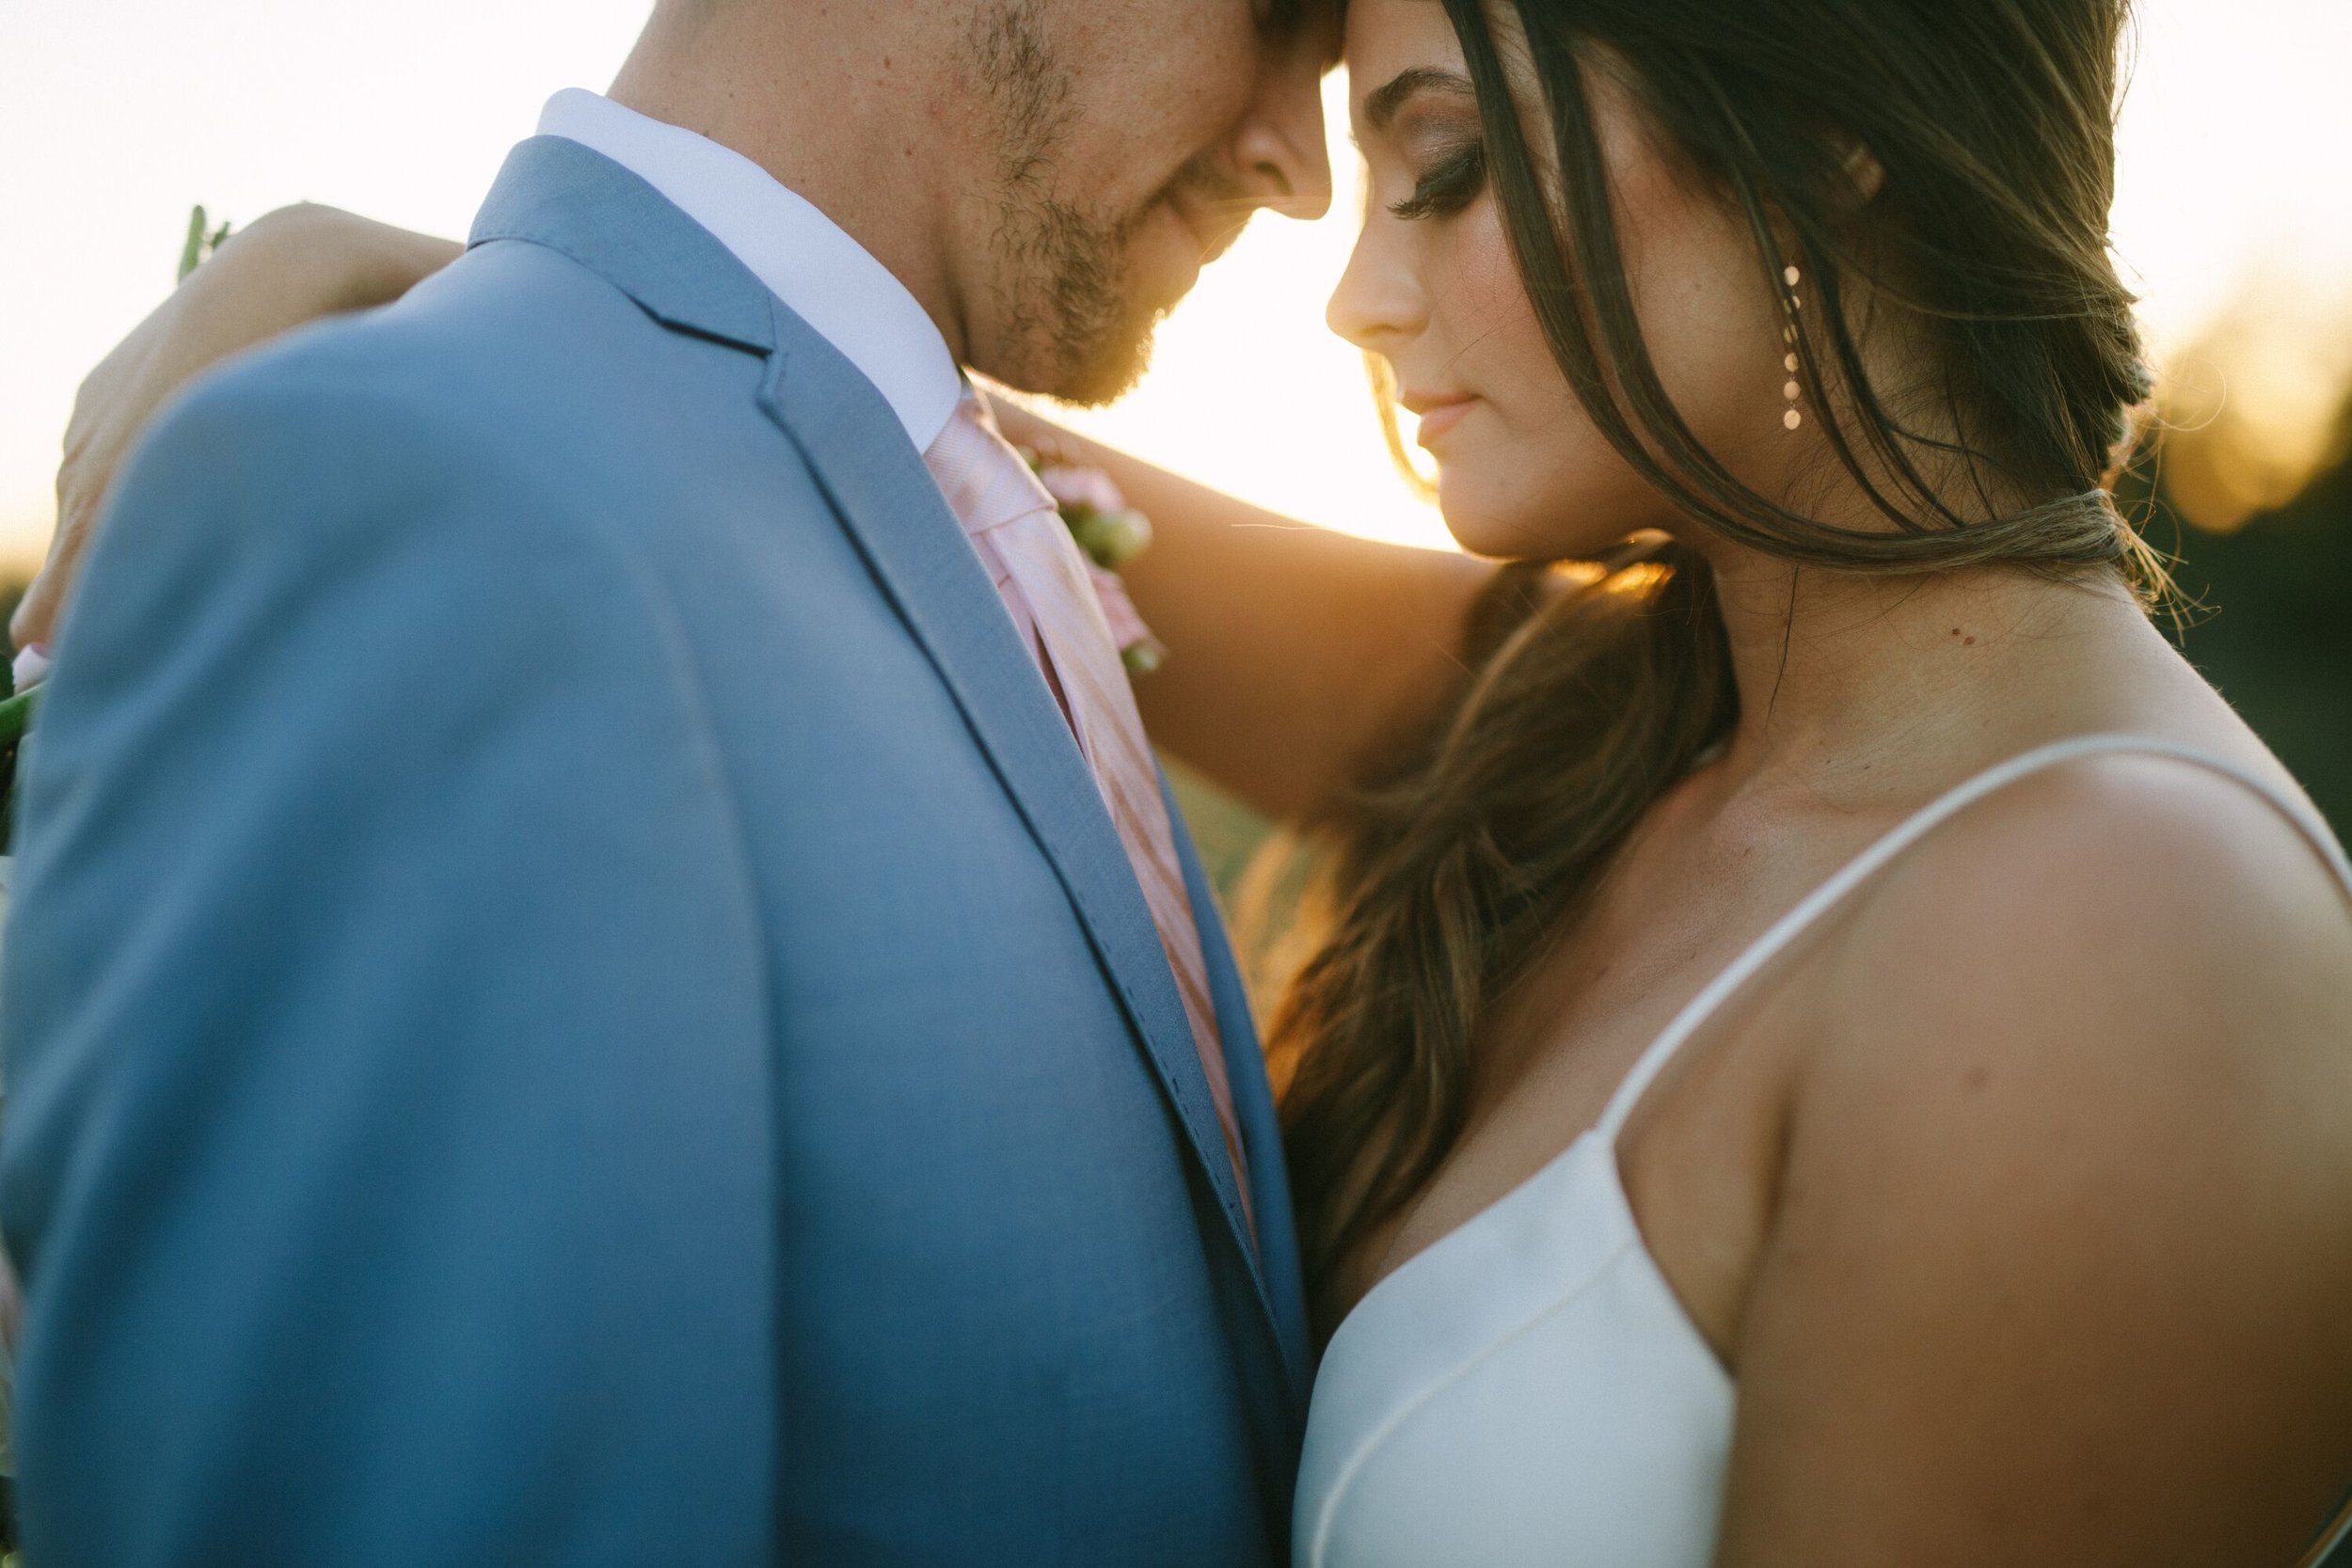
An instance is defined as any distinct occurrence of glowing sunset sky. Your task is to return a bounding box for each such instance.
[3,0,2347,571]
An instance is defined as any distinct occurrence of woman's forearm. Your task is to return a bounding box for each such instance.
[252,203,466,314]
[17,206,461,651]
[131,203,458,378]
[993,401,1493,822]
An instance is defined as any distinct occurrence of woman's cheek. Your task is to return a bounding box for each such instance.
[1449,211,1572,434]
[1432,212,1618,554]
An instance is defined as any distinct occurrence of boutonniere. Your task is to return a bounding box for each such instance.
[1017,449,1167,677]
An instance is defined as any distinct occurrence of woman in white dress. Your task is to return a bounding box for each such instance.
[1089,4,2352,1554]
[31,0,2352,1561]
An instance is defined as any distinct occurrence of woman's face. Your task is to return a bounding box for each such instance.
[1330,0,1796,560]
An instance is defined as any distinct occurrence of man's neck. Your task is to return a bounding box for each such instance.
[606,1,971,362]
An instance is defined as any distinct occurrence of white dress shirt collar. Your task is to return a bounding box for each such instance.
[536,88,962,452]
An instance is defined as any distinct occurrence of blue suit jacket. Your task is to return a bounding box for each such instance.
[0,137,1311,1565]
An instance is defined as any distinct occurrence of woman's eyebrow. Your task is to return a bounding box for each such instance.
[1362,66,1477,132]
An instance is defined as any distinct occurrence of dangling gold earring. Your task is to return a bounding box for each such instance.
[1780,263,1804,431]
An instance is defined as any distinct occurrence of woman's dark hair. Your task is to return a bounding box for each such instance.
[1269,0,2162,1337]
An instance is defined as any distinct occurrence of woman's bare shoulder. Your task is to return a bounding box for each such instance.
[1719,746,2352,1564]
[1803,742,2352,1126]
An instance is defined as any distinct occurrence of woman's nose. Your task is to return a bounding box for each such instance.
[1327,221,1423,351]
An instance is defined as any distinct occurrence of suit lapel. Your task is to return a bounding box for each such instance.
[470,128,1289,1391]
[759,336,1274,1286]
[1167,777,1312,1402]
[471,137,775,355]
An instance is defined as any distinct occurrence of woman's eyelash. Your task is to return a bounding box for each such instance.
[1389,143,1487,221]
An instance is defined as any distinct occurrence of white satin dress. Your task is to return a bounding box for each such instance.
[1294,735,2352,1568]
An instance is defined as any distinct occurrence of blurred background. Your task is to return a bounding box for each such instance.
[3,0,2347,864]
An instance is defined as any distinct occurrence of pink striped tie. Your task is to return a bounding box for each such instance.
[923,390,1254,1242]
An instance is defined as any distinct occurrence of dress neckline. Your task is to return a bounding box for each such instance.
[1327,734,2352,1349]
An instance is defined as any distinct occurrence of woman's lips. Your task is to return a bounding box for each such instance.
[1407,394,1478,451]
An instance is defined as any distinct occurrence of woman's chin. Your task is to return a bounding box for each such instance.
[1435,480,1570,562]
[1438,469,1678,563]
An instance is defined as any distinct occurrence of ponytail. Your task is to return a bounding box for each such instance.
[1270,538,1735,1337]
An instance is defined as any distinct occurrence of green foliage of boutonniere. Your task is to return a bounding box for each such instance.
[1015,447,1166,677]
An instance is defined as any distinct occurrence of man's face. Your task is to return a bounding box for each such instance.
[957,0,1338,404]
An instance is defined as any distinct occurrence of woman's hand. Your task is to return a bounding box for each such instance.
[15,205,462,656]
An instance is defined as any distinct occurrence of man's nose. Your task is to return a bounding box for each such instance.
[1232,61,1334,221]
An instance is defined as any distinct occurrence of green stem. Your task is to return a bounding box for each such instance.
[179,204,212,283]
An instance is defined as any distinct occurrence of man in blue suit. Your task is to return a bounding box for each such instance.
[0,1,1337,1560]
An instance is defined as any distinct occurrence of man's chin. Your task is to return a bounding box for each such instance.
[1047,314,1164,408]
[977,308,1164,408]
[976,186,1198,405]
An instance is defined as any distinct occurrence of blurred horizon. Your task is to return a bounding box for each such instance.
[5,0,2352,576]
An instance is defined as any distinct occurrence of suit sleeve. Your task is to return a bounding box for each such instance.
[0,356,778,1566]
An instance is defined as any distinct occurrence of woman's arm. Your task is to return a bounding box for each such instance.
[1714,764,2352,1567]
[16,204,461,651]
[993,401,1495,822]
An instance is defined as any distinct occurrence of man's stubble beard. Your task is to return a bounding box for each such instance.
[970,1,1233,406]
[994,185,1165,408]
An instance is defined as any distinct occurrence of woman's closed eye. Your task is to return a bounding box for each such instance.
[1390,141,1487,221]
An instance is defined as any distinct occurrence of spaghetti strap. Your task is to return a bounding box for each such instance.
[1593,734,2352,1148]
